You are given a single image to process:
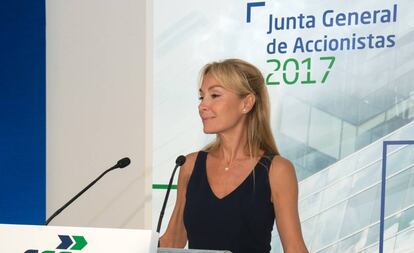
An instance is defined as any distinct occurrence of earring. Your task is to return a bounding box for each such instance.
[243,108,247,113]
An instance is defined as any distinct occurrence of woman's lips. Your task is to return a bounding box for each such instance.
[201,116,215,122]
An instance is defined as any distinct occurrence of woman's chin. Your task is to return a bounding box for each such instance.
[202,127,217,134]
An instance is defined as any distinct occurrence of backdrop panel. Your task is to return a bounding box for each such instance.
[0,0,46,224]
[152,0,414,251]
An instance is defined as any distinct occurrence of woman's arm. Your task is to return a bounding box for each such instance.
[159,152,197,248]
[269,156,309,253]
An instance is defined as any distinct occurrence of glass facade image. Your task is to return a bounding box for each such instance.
[271,108,414,252]
[272,122,414,252]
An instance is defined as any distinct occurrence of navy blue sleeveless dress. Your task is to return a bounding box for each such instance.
[184,151,275,253]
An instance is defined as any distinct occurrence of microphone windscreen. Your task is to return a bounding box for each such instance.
[175,155,186,166]
[117,157,131,168]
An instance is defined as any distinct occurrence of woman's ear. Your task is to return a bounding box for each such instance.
[242,93,256,113]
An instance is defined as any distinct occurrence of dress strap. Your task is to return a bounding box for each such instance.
[194,151,207,171]
[187,151,208,186]
[256,153,275,172]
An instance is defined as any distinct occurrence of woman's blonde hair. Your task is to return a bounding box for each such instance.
[201,59,279,157]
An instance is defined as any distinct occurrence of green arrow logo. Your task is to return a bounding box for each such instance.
[70,236,88,250]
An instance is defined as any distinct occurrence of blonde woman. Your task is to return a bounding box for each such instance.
[160,59,308,253]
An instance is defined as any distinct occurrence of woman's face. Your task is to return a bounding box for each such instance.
[198,74,247,134]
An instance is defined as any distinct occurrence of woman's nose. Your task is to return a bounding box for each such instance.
[198,99,209,111]
[198,103,206,112]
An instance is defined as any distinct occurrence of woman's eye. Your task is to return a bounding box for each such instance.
[198,94,220,100]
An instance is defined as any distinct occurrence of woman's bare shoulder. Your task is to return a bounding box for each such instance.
[270,155,294,169]
[180,151,199,177]
[269,155,297,184]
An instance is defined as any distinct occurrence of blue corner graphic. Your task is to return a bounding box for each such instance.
[380,140,414,253]
[246,2,265,23]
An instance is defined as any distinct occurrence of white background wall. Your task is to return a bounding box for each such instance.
[46,0,152,229]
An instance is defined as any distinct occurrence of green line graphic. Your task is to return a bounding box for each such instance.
[152,184,177,190]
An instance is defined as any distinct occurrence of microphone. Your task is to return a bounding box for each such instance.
[156,155,186,234]
[116,157,131,168]
[45,157,131,225]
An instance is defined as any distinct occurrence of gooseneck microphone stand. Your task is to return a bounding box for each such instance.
[45,157,131,225]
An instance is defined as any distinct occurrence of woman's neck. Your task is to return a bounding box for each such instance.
[217,126,249,163]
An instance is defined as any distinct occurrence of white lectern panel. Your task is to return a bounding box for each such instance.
[0,224,158,253]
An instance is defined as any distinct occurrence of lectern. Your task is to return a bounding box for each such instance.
[0,224,157,253]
